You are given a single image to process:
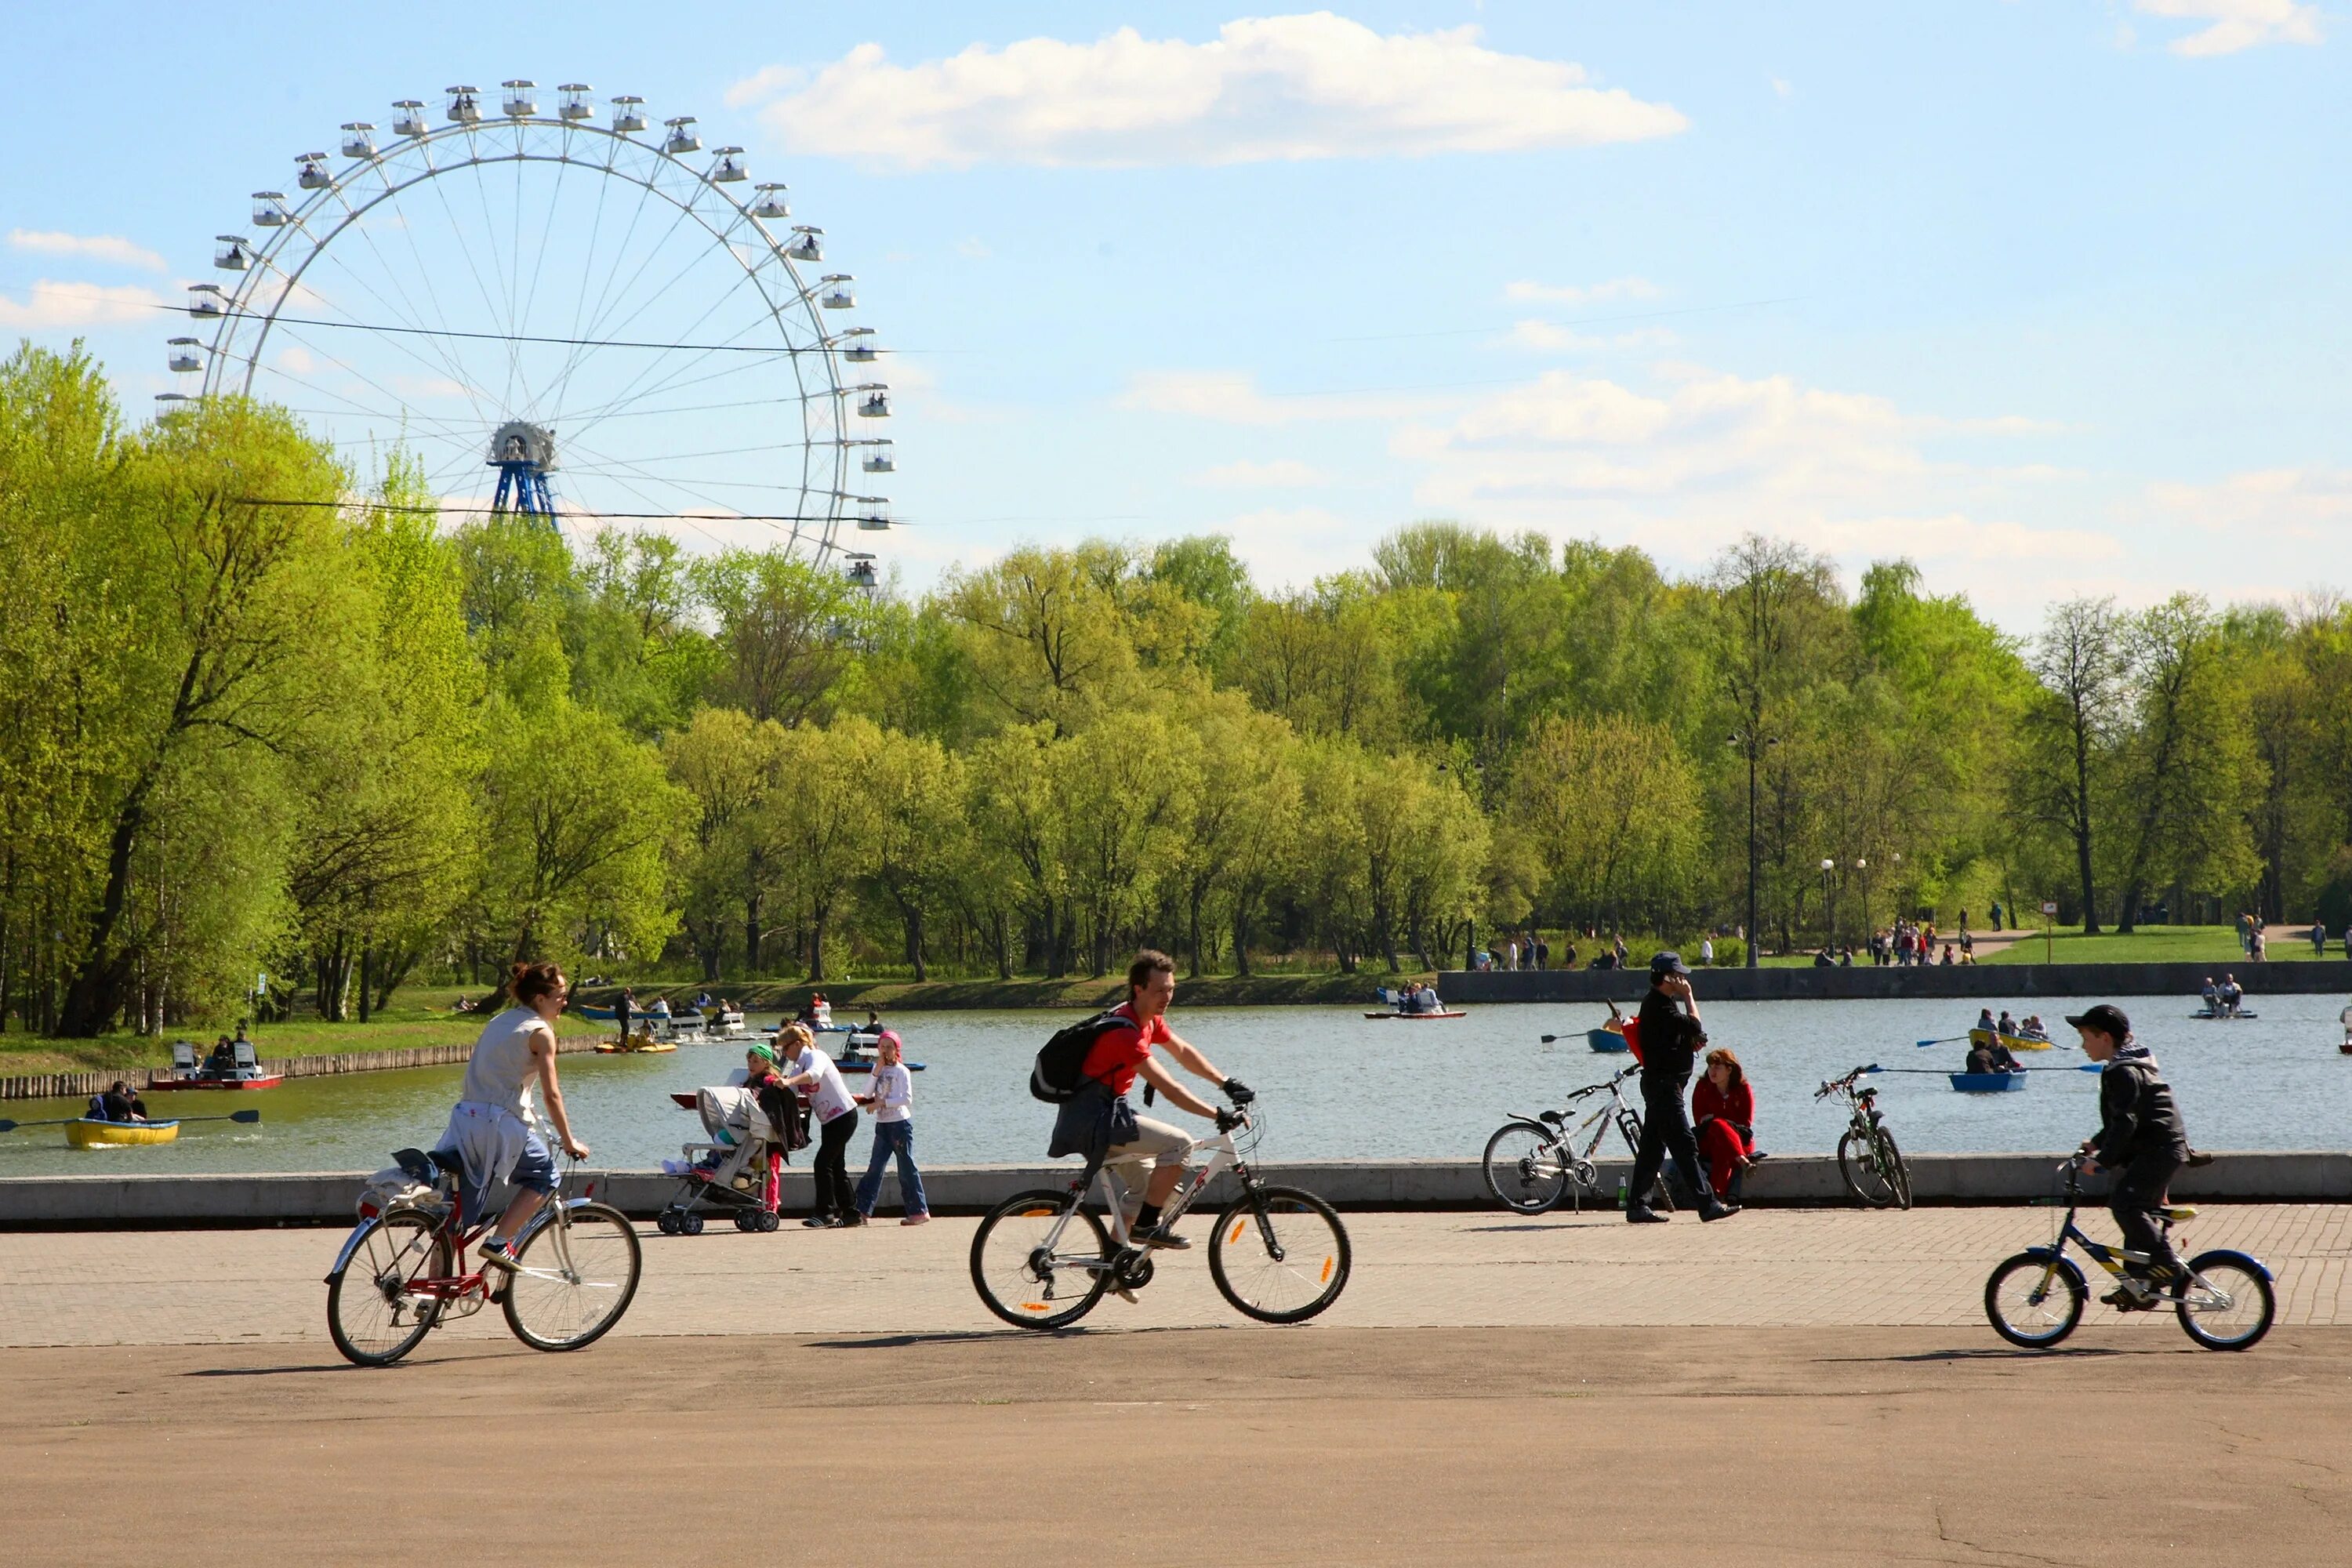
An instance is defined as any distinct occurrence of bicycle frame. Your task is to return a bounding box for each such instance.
[326,1161,601,1305]
[1512,1070,1646,1170]
[1034,1119,1249,1268]
[2025,1163,2205,1305]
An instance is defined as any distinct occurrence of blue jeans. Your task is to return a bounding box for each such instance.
[855,1119,927,1217]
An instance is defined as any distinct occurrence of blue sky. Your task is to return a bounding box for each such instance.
[3,2,2344,627]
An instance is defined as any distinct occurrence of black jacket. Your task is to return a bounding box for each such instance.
[1636,986,1704,1085]
[2092,1044,2189,1167]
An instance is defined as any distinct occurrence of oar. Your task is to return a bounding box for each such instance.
[1915,1035,1969,1047]
[0,1109,261,1133]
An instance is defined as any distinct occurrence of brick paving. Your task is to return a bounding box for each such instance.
[7,1202,2350,1348]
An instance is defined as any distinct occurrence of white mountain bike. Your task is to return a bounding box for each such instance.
[970,1100,1350,1330]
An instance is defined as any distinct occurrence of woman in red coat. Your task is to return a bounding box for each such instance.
[1692,1047,1759,1203]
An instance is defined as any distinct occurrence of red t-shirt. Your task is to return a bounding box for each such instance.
[1079,1002,1172,1096]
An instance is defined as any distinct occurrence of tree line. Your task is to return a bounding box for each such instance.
[5,346,2350,1035]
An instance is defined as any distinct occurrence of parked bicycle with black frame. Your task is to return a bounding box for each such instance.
[1817,1064,1911,1209]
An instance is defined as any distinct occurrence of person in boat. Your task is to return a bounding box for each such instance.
[694,989,715,1010]
[435,960,590,1277]
[205,1035,237,1075]
[1976,1008,1998,1036]
[649,994,673,1020]
[1997,1011,2018,1038]
[863,1007,884,1033]
[2199,977,2220,1014]
[2217,975,2244,1015]
[2020,1014,2049,1040]
[93,1080,150,1123]
[1964,1040,1997,1075]
[233,1022,252,1054]
[1692,1047,1762,1205]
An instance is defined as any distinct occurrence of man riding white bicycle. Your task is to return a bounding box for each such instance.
[1047,949,1252,1250]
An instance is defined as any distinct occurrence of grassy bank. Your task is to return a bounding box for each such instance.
[1979,925,2332,965]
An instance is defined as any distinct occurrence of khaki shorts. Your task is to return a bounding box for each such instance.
[1103,1114,1191,1190]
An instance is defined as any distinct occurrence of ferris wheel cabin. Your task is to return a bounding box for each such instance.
[786,227,822,263]
[558,85,596,122]
[392,100,428,138]
[752,183,790,220]
[251,192,290,227]
[341,122,376,158]
[858,439,895,474]
[445,86,481,125]
[845,554,879,590]
[502,80,538,118]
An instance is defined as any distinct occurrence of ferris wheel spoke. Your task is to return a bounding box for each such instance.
[560,151,666,404]
[562,431,804,530]
[555,271,785,445]
[420,161,521,396]
[457,147,527,413]
[274,225,501,435]
[560,176,741,393]
[513,147,575,419]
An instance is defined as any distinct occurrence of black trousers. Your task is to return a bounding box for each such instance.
[2111,1151,2186,1276]
[814,1109,860,1218]
[1629,1074,1706,1210]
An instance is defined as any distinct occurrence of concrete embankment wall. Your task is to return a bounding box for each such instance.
[0,1035,607,1104]
[5,1151,2349,1227]
[1445,960,2352,1005]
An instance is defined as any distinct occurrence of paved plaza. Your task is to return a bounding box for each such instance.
[8,1207,2352,1564]
[7,1202,2352,1346]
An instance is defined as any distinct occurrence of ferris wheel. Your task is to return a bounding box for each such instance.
[162,81,892,579]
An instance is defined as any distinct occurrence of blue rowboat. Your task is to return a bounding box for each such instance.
[1587,1029,1629,1054]
[1950,1071,2027,1092]
[574,1004,617,1020]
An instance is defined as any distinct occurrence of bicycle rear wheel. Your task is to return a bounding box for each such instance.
[970,1189,1113,1330]
[1482,1122,1568,1214]
[327,1208,449,1367]
[2176,1249,2274,1351]
[1838,1127,1906,1208]
[1209,1185,1351,1324]
[1984,1250,2086,1348]
[503,1200,642,1352]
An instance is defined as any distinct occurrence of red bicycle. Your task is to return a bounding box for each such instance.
[325,1151,642,1366]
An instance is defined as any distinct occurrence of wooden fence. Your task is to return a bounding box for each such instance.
[1,1034,604,1102]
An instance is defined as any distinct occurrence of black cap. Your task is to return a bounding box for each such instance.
[2064,1003,2131,1040]
[1650,949,1690,978]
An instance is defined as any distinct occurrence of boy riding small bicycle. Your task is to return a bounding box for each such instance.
[2068,1003,2189,1308]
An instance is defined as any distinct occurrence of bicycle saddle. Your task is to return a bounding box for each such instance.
[2160,1205,2198,1222]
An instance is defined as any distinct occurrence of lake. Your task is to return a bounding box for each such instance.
[2,994,2344,1178]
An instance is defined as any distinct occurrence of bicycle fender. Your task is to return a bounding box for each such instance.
[2190,1247,2274,1283]
[2018,1247,2088,1286]
[1501,1116,1555,1134]
[325,1208,413,1283]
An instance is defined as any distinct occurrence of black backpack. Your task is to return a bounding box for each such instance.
[1030,1010,1129,1104]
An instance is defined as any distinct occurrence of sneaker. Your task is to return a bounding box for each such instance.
[801,1214,838,1229]
[476,1238,517,1272]
[1138,1227,1191,1250]
[1625,1205,1668,1224]
[901,1214,931,1226]
[837,1213,868,1228]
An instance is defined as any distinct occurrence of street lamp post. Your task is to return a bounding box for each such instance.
[1856,857,1871,949]
[1820,858,1836,951]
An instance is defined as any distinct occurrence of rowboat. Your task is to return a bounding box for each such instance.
[1587,1029,1631,1054]
[67,1118,180,1149]
[596,1038,677,1054]
[1969,1027,2053,1053]
[2190,1009,2259,1021]
[1949,1072,2027,1093]
[1363,1010,1467,1021]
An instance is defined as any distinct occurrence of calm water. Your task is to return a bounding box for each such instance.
[3,996,2346,1178]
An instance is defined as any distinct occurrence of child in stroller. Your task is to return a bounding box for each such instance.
[658,1044,809,1235]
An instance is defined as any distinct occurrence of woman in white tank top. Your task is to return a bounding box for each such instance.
[436,960,590,1274]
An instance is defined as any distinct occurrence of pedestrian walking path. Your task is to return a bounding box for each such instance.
[9,1203,2351,1348]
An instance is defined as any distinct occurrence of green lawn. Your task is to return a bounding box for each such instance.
[1979,925,2329,964]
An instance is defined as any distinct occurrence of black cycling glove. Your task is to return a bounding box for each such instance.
[1215,1108,1245,1133]
[1221,1076,1255,1106]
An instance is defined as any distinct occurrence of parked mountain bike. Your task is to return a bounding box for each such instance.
[970,1101,1349,1330]
[1817,1064,1911,1209]
[1984,1154,2274,1350]
[1481,1065,1674,1214]
[325,1151,642,1367]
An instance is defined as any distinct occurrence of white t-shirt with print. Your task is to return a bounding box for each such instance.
[866,1062,913,1123]
[791,1046,858,1123]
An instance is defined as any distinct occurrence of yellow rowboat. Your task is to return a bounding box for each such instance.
[66,1119,180,1149]
[597,1036,677,1054]
[1969,1027,2054,1053]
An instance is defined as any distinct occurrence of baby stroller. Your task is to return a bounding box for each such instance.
[657,1084,796,1235]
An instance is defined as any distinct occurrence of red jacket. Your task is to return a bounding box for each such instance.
[1693,1076,1754,1145]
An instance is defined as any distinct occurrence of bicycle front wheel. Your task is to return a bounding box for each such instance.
[503,1201,642,1352]
[2176,1250,2274,1351]
[1210,1185,1352,1324]
[1482,1122,1569,1214]
[1984,1250,2085,1348]
[971,1189,1113,1330]
[1838,1127,1905,1208]
[327,1208,449,1367]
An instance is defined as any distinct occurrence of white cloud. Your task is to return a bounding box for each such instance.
[2148,466,2352,535]
[1215,505,1364,590]
[1508,319,1676,352]
[0,278,170,328]
[731,15,1686,169]
[1117,368,1446,426]
[1504,276,1661,305]
[953,237,993,260]
[2133,1,2322,56]
[8,229,168,272]
[1194,458,1330,488]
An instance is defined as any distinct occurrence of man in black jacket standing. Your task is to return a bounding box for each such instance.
[1626,951,1732,1224]
[2071,1003,2190,1307]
